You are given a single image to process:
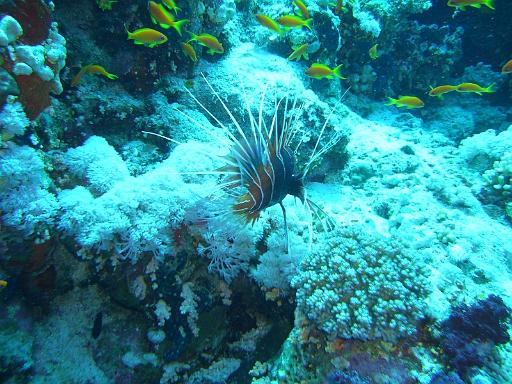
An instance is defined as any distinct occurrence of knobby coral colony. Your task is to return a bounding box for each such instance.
[161,75,342,248]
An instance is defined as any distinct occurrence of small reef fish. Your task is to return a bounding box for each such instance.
[501,59,512,74]
[256,14,282,35]
[162,0,181,14]
[428,84,458,98]
[181,42,198,62]
[333,0,348,14]
[447,0,495,11]
[386,96,425,109]
[0,279,7,287]
[293,0,310,20]
[306,63,346,80]
[456,82,495,95]
[277,15,313,32]
[288,43,309,61]
[97,0,116,11]
[188,32,224,55]
[71,64,118,87]
[126,26,168,48]
[148,1,188,36]
[369,44,379,60]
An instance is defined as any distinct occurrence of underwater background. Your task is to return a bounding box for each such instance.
[1,0,512,383]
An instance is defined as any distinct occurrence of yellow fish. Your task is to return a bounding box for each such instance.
[188,32,224,54]
[126,26,168,48]
[501,59,512,74]
[288,43,309,61]
[293,0,310,20]
[428,84,458,98]
[71,64,118,87]
[97,0,116,11]
[162,0,181,14]
[0,279,7,287]
[148,1,188,36]
[335,0,348,14]
[256,14,282,35]
[277,15,313,32]
[305,63,346,80]
[456,82,495,95]
[447,0,494,10]
[369,44,379,60]
[181,42,198,62]
[386,96,424,109]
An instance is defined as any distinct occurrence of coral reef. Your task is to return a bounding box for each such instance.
[1,0,512,383]
[438,295,511,377]
[0,1,66,119]
[292,226,430,341]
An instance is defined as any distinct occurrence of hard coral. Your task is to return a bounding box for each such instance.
[2,0,51,45]
[292,226,430,341]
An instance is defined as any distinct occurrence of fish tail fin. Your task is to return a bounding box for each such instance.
[484,83,496,93]
[124,23,132,39]
[385,97,397,106]
[71,68,85,87]
[172,19,189,36]
[332,64,347,80]
[484,0,495,10]
[187,31,197,43]
[106,74,118,80]
[304,18,314,32]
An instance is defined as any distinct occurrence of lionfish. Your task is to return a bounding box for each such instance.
[145,74,345,250]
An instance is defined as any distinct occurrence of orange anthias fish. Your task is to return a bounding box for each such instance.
[256,14,282,35]
[293,0,310,20]
[456,82,495,95]
[288,43,309,61]
[71,64,118,87]
[181,42,197,62]
[277,15,313,32]
[306,63,346,80]
[447,0,495,11]
[386,96,424,109]
[188,32,224,55]
[428,85,458,98]
[335,0,348,14]
[162,0,181,14]
[501,59,512,74]
[126,26,168,48]
[369,44,379,60]
[148,1,188,36]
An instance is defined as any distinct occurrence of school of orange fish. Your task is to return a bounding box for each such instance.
[74,0,512,110]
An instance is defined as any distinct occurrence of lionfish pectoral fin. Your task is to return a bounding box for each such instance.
[306,198,336,232]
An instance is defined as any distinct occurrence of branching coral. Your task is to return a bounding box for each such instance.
[291,226,430,341]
